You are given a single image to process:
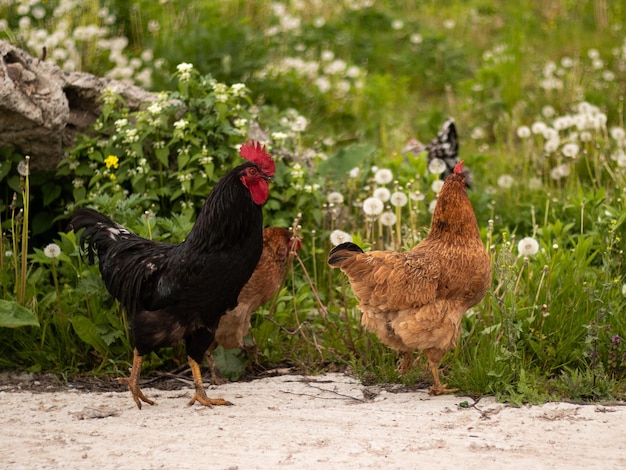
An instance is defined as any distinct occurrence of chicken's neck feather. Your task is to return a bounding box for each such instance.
[182,164,263,252]
[427,177,481,242]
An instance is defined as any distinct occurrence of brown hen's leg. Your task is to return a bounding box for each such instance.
[396,351,413,375]
[118,348,155,409]
[427,349,458,395]
[205,342,226,386]
[187,356,233,407]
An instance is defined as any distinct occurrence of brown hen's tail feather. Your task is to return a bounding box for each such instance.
[328,242,364,267]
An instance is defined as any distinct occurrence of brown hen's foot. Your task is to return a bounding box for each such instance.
[120,348,155,409]
[428,383,459,396]
[205,349,227,386]
[427,354,457,396]
[187,356,233,407]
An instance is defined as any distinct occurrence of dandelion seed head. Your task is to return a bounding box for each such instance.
[362,197,384,216]
[390,191,408,207]
[327,191,344,204]
[410,33,423,44]
[610,127,625,141]
[380,211,397,227]
[428,199,438,213]
[330,229,352,246]
[542,106,556,118]
[516,126,531,139]
[518,237,539,257]
[428,158,447,175]
[431,179,444,193]
[17,159,30,176]
[44,243,61,259]
[373,187,391,202]
[561,143,580,158]
[531,122,548,135]
[497,174,514,189]
[374,168,393,185]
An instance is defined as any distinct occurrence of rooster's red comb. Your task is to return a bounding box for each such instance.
[453,161,464,175]
[240,140,276,176]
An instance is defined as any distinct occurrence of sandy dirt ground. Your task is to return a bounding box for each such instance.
[1,372,625,469]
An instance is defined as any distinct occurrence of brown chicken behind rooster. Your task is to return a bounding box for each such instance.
[207,227,302,383]
[328,162,491,395]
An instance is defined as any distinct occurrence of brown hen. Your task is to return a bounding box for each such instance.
[207,227,301,383]
[328,162,491,395]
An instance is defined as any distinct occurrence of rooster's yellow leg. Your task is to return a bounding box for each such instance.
[187,356,233,407]
[118,348,155,409]
[427,352,458,396]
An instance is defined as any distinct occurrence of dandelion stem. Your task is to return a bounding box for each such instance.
[19,157,30,306]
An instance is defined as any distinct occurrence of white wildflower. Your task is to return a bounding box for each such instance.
[291,115,308,132]
[562,143,580,158]
[373,187,391,202]
[518,237,539,257]
[428,199,438,213]
[380,211,397,227]
[390,191,408,207]
[177,62,193,73]
[330,230,352,246]
[471,127,485,140]
[431,179,444,193]
[544,139,560,153]
[362,197,384,216]
[17,159,30,176]
[327,191,344,204]
[374,168,393,185]
[428,158,447,175]
[497,174,514,189]
[610,127,625,141]
[531,122,548,135]
[44,243,61,259]
[349,167,360,178]
[516,126,531,139]
[542,106,556,118]
[410,33,423,44]
[411,191,425,201]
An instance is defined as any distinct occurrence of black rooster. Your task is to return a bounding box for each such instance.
[403,118,473,188]
[67,141,275,408]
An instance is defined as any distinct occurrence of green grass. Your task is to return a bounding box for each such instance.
[1,0,625,403]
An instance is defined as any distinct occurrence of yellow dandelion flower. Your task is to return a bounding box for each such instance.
[104,155,119,169]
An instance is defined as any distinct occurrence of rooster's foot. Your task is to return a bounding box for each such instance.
[188,390,233,407]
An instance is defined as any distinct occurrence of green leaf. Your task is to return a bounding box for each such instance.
[0,300,39,328]
[71,315,109,355]
[155,147,170,167]
[213,346,246,381]
[42,182,62,206]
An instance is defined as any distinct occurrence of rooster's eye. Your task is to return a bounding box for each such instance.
[249,168,258,176]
